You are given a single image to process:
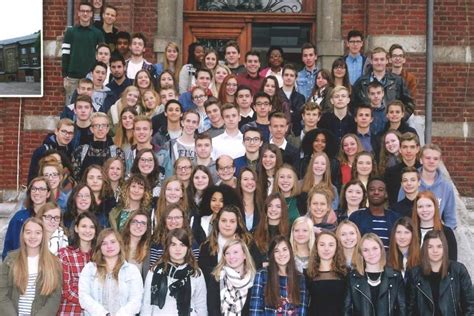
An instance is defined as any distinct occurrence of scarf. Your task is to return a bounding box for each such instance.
[150,262,194,316]
[220,266,254,316]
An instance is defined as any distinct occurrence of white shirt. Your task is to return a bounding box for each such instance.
[126,59,144,80]
[270,137,288,150]
[211,130,245,160]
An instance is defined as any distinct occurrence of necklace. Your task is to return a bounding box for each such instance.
[366,272,382,286]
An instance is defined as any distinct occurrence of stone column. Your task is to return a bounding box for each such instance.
[153,0,183,63]
[316,0,344,70]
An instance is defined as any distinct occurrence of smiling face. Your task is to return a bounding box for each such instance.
[128,182,145,202]
[262,150,277,172]
[192,88,208,108]
[316,71,328,89]
[401,172,420,195]
[224,243,246,271]
[312,133,327,153]
[166,208,184,230]
[75,217,96,243]
[193,170,210,192]
[165,181,183,204]
[166,46,178,63]
[292,221,310,245]
[181,112,199,136]
[317,234,337,261]
[225,78,238,96]
[210,191,224,214]
[42,166,61,191]
[138,152,155,175]
[215,66,229,84]
[338,224,358,249]
[75,186,92,212]
[91,117,110,141]
[387,104,404,124]
[345,184,364,208]
[273,241,291,268]
[107,159,123,182]
[160,72,174,88]
[205,103,222,125]
[310,193,329,221]
[371,51,389,73]
[267,198,282,222]
[240,170,256,194]
[129,214,148,238]
[125,90,139,106]
[421,148,441,173]
[356,154,373,177]
[263,78,277,96]
[361,238,382,266]
[204,52,218,70]
[416,197,435,223]
[384,133,400,154]
[136,71,151,89]
[41,207,61,234]
[218,211,238,238]
[133,121,152,145]
[143,91,159,110]
[394,224,412,250]
[312,155,327,177]
[175,160,192,182]
[101,232,121,259]
[245,54,260,76]
[343,136,359,157]
[23,221,43,250]
[121,110,135,130]
[277,168,294,194]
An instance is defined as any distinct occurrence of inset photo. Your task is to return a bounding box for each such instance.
[0,0,42,97]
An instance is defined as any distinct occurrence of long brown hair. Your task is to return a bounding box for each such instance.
[257,144,283,197]
[337,133,363,165]
[411,191,443,231]
[388,217,420,271]
[254,193,289,253]
[12,217,61,295]
[156,228,200,276]
[378,130,402,174]
[163,41,182,82]
[353,233,386,275]
[265,236,301,307]
[152,203,192,244]
[155,176,189,223]
[307,231,348,279]
[119,173,152,211]
[92,228,126,281]
[339,179,367,211]
[420,230,449,278]
[218,74,238,104]
[206,205,252,256]
[351,151,378,180]
[236,167,264,221]
[121,210,151,263]
[24,177,53,211]
[113,106,138,149]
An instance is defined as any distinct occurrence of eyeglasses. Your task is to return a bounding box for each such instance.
[92,123,109,130]
[131,219,147,226]
[77,194,91,200]
[79,9,92,13]
[140,157,154,164]
[43,215,61,222]
[31,187,48,193]
[166,215,183,222]
[43,172,60,179]
[177,165,192,171]
[255,102,271,107]
[348,40,363,44]
[59,129,74,137]
[244,137,261,143]
[193,94,207,101]
[218,165,234,172]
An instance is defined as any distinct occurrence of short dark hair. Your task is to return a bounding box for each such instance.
[236,85,252,96]
[355,104,373,117]
[79,1,93,10]
[301,42,317,54]
[367,176,385,188]
[253,91,271,104]
[195,67,213,80]
[165,99,183,112]
[96,43,111,54]
[110,53,125,65]
[347,30,364,41]
[104,4,118,13]
[204,96,220,110]
[116,31,131,42]
[131,32,147,46]
[245,50,260,62]
[195,132,212,143]
[242,126,263,139]
[225,40,240,54]
[401,166,420,179]
[282,63,298,76]
[367,81,384,92]
[389,43,405,56]
[91,61,108,73]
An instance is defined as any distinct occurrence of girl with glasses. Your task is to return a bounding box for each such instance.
[36,202,69,255]
[121,210,151,279]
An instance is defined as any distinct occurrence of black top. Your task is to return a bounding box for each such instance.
[392,197,415,218]
[367,272,383,308]
[428,271,442,316]
[307,271,346,315]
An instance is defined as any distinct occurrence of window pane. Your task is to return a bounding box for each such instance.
[198,0,303,13]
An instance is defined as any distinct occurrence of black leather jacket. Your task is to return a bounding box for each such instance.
[344,267,406,316]
[352,72,415,119]
[406,261,474,316]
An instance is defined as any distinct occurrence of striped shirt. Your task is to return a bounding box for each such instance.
[18,255,39,315]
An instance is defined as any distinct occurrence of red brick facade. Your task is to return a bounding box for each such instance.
[0,0,472,195]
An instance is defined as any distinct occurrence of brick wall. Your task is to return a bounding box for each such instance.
[0,0,473,195]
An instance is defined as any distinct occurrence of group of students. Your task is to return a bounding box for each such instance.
[1,0,473,315]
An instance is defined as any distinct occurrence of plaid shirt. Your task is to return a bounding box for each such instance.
[249,268,308,315]
[58,246,92,315]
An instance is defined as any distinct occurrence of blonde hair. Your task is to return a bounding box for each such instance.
[273,164,300,197]
[212,239,256,281]
[353,233,386,275]
[13,217,61,295]
[301,152,334,193]
[290,216,315,256]
[163,41,182,82]
[92,229,126,282]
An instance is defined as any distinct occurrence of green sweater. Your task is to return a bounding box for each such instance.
[61,24,104,78]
